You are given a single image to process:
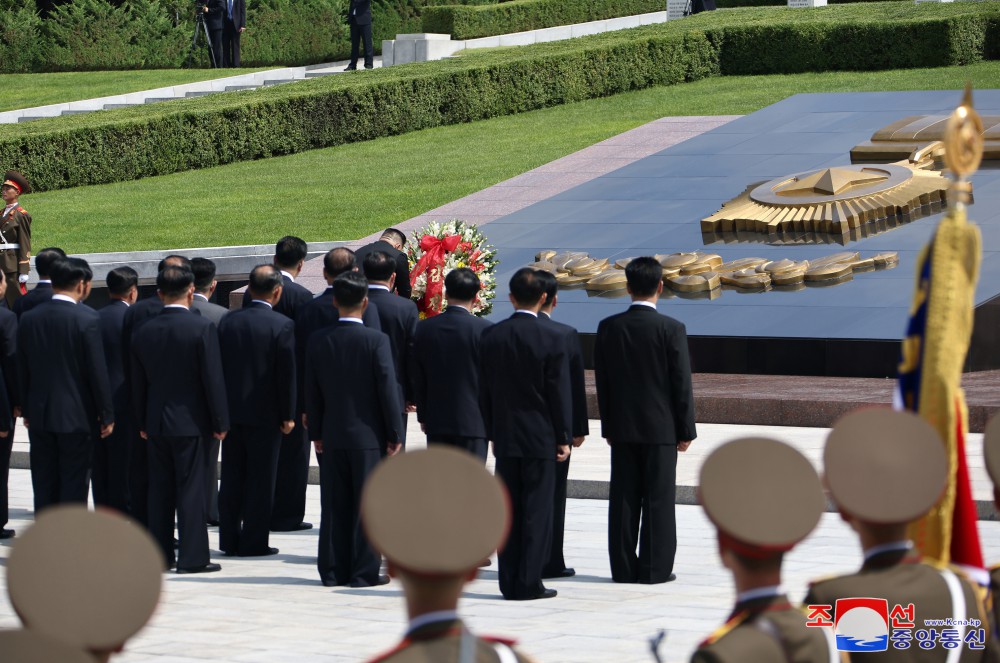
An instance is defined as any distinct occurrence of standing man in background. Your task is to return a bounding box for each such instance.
[221,0,245,67]
[93,266,139,516]
[0,171,31,309]
[13,246,63,318]
[595,256,695,585]
[343,0,373,71]
[202,0,225,68]
[355,229,410,298]
[0,271,16,539]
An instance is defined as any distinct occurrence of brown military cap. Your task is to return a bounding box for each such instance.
[824,408,947,524]
[700,437,824,554]
[2,170,30,195]
[984,413,1000,486]
[361,447,510,575]
[7,505,163,652]
[0,629,95,663]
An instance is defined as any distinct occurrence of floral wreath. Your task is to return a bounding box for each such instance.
[406,220,497,318]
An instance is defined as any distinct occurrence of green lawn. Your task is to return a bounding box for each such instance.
[26,60,1000,254]
[0,69,273,113]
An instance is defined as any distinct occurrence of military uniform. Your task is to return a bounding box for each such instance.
[981,417,1000,640]
[694,594,839,663]
[0,171,31,308]
[370,618,537,663]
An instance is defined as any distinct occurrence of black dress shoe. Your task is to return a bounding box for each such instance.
[344,64,357,71]
[364,64,373,69]
[272,522,313,532]
[0,528,14,539]
[350,574,390,587]
[239,547,279,557]
[176,562,222,574]
[665,573,677,582]
[207,519,220,527]
[542,567,575,579]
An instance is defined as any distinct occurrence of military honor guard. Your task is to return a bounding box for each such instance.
[130,265,229,573]
[980,414,1000,634]
[693,437,836,663]
[411,267,492,461]
[12,246,63,318]
[6,505,162,662]
[804,409,997,661]
[306,271,402,587]
[479,267,572,601]
[362,447,539,663]
[0,271,17,539]
[218,265,296,557]
[18,257,114,514]
[0,170,31,308]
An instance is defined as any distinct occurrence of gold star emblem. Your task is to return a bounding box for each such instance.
[775,167,888,197]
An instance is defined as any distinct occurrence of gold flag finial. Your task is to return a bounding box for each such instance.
[943,83,984,204]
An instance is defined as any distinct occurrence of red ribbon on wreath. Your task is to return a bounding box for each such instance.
[410,234,461,316]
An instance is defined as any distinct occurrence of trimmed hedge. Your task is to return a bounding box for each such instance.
[422,0,663,40]
[3,2,999,191]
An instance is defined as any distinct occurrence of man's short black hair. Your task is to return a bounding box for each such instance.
[323,247,356,279]
[50,257,93,290]
[332,271,368,309]
[157,254,191,272]
[533,269,557,304]
[107,266,138,296]
[509,267,545,307]
[191,257,217,292]
[625,257,663,298]
[275,236,307,268]
[381,228,406,247]
[157,265,194,298]
[248,264,283,296]
[445,267,481,302]
[35,247,67,279]
[363,251,396,282]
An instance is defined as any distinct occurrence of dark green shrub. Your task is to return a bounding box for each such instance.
[0,0,46,72]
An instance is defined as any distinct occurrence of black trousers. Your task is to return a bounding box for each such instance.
[28,430,92,514]
[129,430,150,528]
[219,424,282,555]
[427,435,487,463]
[208,28,223,68]
[1,434,11,528]
[543,454,570,575]
[608,443,677,584]
[149,436,210,570]
[271,422,309,530]
[348,19,373,68]
[317,448,381,586]
[206,437,220,523]
[221,19,241,67]
[91,420,131,515]
[494,456,554,600]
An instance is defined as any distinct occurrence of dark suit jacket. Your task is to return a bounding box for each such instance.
[13,281,51,319]
[539,312,589,438]
[98,300,130,418]
[18,299,114,433]
[0,306,18,413]
[305,321,401,450]
[347,0,372,25]
[130,307,229,438]
[218,302,296,428]
[412,306,491,439]
[479,312,571,459]
[204,0,224,30]
[366,287,417,405]
[192,295,228,325]
[356,240,411,298]
[241,276,313,320]
[594,304,695,446]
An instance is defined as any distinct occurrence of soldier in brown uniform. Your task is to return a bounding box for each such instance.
[0,171,31,308]
[361,447,539,663]
[805,409,997,662]
[981,414,1000,635]
[692,437,838,663]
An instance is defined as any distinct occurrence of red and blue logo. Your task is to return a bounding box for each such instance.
[835,598,890,652]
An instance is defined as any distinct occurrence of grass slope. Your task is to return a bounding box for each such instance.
[27,60,1000,254]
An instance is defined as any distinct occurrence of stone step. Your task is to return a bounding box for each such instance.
[17,116,47,122]
[60,110,91,115]
[184,90,214,97]
[224,85,260,91]
[143,97,180,104]
[103,103,135,110]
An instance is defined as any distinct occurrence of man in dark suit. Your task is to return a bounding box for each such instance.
[355,228,411,298]
[535,269,588,580]
[411,267,491,461]
[191,256,227,526]
[13,247,64,319]
[479,267,571,601]
[306,272,402,587]
[218,265,296,557]
[594,257,695,585]
[92,266,138,516]
[363,251,418,445]
[122,254,190,527]
[344,0,373,71]
[259,236,317,533]
[0,271,16,539]
[18,257,114,514]
[220,0,245,67]
[201,0,225,68]
[131,265,229,573]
